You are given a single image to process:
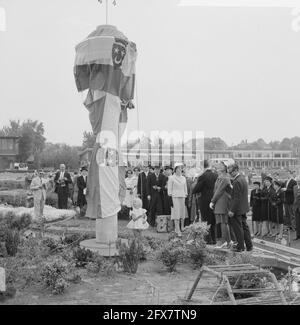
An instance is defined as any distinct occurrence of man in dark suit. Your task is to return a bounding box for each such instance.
[283,170,297,230]
[293,176,300,240]
[228,162,252,252]
[77,166,88,216]
[162,166,173,215]
[147,165,164,227]
[193,160,218,244]
[137,165,150,211]
[54,164,72,209]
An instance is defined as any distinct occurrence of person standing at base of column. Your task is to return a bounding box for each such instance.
[292,177,300,241]
[227,162,253,252]
[168,163,188,237]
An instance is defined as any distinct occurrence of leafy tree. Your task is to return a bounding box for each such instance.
[0,119,46,168]
[82,131,96,149]
[40,143,80,170]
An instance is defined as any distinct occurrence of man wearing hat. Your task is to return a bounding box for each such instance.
[227,162,253,252]
[77,166,88,216]
[250,181,262,237]
[292,176,300,240]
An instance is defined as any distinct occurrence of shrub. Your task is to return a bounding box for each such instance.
[86,254,116,277]
[0,210,32,232]
[0,284,17,302]
[0,180,25,191]
[188,245,207,268]
[117,238,143,274]
[204,252,226,266]
[157,239,186,272]
[183,221,209,247]
[73,247,94,267]
[61,233,87,247]
[142,236,164,251]
[42,237,62,253]
[227,252,263,267]
[10,213,32,230]
[0,190,28,207]
[41,260,70,295]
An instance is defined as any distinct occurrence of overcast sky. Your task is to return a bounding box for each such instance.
[0,0,300,146]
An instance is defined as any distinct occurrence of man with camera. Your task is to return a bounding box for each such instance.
[54,164,72,209]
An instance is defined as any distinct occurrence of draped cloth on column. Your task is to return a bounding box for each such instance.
[74,25,137,219]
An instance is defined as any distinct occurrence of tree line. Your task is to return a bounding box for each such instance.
[1,119,299,170]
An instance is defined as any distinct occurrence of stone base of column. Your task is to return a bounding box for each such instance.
[80,214,119,257]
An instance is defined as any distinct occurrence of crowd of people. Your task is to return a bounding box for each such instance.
[27,160,300,252]
[123,160,300,252]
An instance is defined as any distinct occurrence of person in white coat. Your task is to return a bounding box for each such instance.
[30,170,48,222]
[168,163,188,236]
[123,169,138,208]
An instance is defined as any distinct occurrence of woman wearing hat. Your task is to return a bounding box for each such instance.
[168,163,188,236]
[123,169,137,209]
[250,181,262,237]
[30,169,48,223]
[260,176,275,237]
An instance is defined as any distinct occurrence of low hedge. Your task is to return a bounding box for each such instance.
[0,180,25,191]
[0,190,75,209]
[0,190,31,207]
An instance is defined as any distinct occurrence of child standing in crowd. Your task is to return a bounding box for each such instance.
[250,181,262,237]
[127,197,149,239]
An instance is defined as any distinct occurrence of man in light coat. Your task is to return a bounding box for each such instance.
[30,170,48,222]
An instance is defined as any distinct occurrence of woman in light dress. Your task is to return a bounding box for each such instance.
[126,197,149,239]
[30,170,48,222]
[123,169,138,208]
[168,163,188,237]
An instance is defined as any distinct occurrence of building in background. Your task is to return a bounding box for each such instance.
[80,147,298,170]
[0,136,19,169]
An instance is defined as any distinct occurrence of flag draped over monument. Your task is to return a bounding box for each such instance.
[74,25,137,219]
